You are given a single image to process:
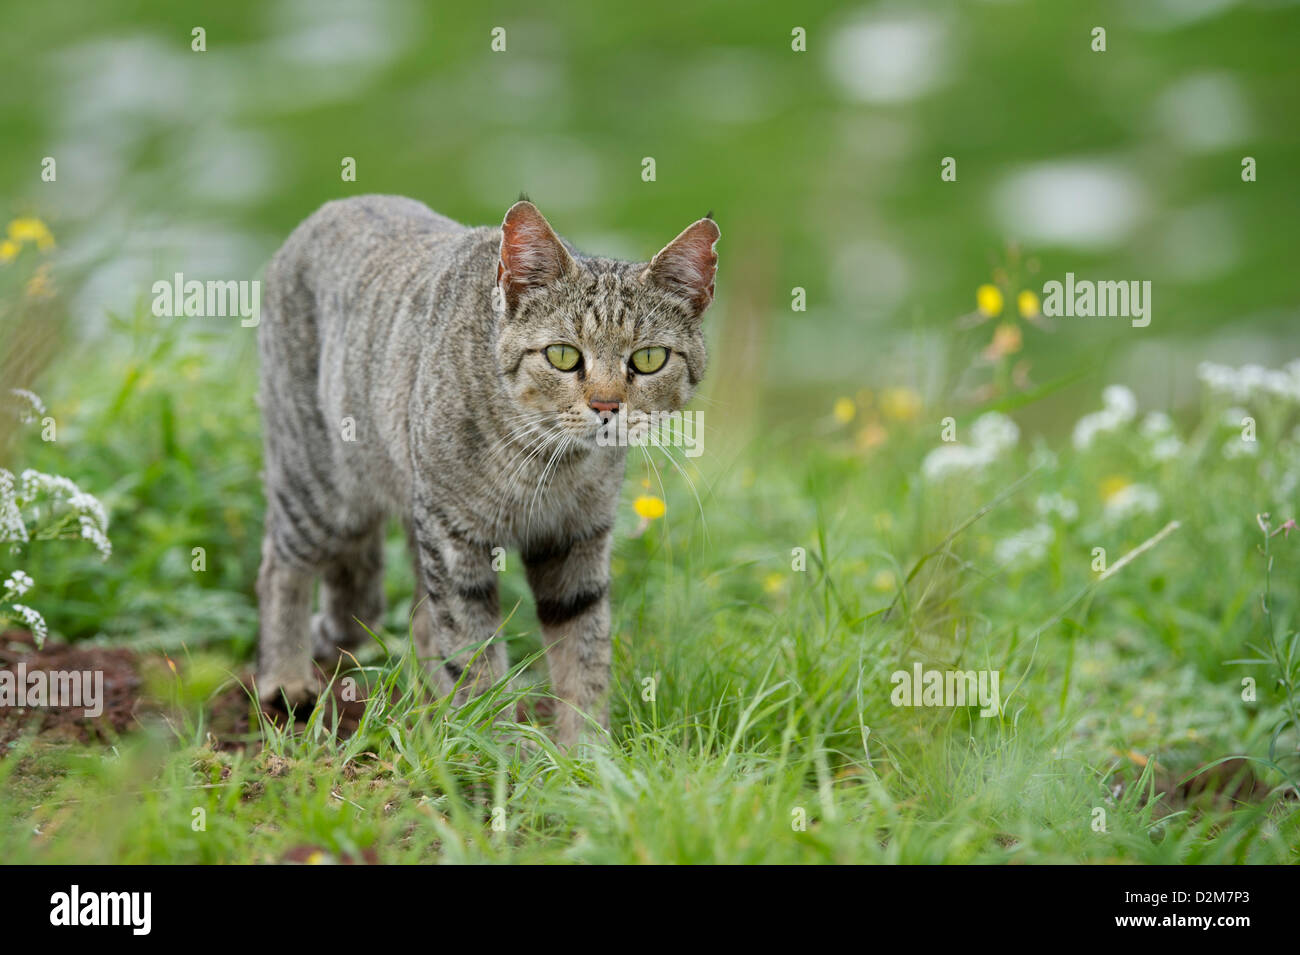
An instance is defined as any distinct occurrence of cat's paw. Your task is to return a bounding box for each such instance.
[257,672,318,713]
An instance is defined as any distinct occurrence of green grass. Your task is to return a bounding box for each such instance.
[2,306,1297,864]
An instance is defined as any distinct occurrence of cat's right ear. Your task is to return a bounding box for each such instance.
[497,201,575,311]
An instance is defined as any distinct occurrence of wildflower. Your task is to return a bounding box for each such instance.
[10,603,48,647]
[970,411,1019,452]
[1100,475,1131,500]
[7,217,55,251]
[1223,438,1258,459]
[1103,482,1160,521]
[832,397,856,424]
[872,570,896,592]
[994,522,1053,567]
[1017,290,1040,318]
[9,389,46,424]
[1139,411,1182,461]
[1073,385,1138,450]
[1198,359,1300,403]
[3,569,33,597]
[633,495,666,520]
[880,387,922,422]
[762,572,785,596]
[0,469,26,544]
[855,421,888,451]
[982,322,1022,360]
[1035,493,1079,523]
[1102,384,1137,420]
[976,284,1003,318]
[921,412,1019,481]
[0,239,18,264]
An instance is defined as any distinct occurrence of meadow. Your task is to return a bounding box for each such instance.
[2,255,1297,861]
[1,0,1298,864]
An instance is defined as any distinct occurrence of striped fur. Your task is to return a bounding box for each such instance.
[256,195,718,745]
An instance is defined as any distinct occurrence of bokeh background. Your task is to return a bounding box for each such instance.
[2,0,1298,644]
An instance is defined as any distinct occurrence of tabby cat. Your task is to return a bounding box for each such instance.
[256,195,719,744]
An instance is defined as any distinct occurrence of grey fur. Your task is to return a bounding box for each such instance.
[256,194,719,745]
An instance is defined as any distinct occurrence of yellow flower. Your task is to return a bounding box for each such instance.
[1017,289,1040,318]
[1100,475,1131,502]
[880,386,922,422]
[762,572,785,595]
[976,283,1003,318]
[832,396,856,424]
[633,495,666,520]
[7,217,55,251]
[0,239,19,263]
[871,570,897,592]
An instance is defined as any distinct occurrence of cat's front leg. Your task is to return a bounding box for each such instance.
[523,526,614,747]
[410,507,507,705]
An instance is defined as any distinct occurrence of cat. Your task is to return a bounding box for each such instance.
[256,195,719,745]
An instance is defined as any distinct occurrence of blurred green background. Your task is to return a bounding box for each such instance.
[1,0,1298,649]
[3,0,1298,409]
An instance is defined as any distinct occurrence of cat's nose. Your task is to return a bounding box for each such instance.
[589,398,620,416]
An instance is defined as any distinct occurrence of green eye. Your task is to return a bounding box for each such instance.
[546,344,581,371]
[631,346,668,374]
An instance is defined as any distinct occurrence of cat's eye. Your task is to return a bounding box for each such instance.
[630,346,668,374]
[546,344,582,371]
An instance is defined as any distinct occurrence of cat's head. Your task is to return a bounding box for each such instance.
[493,200,718,448]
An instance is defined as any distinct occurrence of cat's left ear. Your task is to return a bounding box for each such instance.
[645,216,721,317]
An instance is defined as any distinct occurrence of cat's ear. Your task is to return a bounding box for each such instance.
[497,201,575,310]
[645,216,721,316]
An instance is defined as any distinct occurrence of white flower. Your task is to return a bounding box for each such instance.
[0,469,26,545]
[995,522,1054,567]
[3,569,33,597]
[9,603,48,645]
[922,443,995,481]
[1223,438,1258,459]
[970,412,1019,453]
[1138,412,1182,460]
[1035,493,1079,523]
[79,517,112,558]
[4,469,111,559]
[921,412,1019,481]
[8,389,46,424]
[1139,412,1173,437]
[1198,361,1244,400]
[1103,483,1160,522]
[1073,386,1138,451]
[1222,406,1251,428]
[1198,359,1300,404]
[1102,385,1138,422]
[1150,436,1183,461]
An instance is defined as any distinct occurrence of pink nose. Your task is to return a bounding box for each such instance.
[589,398,620,414]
